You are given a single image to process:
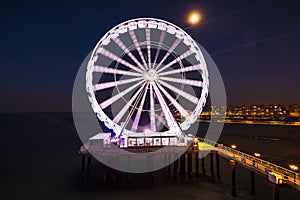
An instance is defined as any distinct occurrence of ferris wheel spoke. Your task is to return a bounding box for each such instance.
[155,112,168,129]
[159,76,203,87]
[153,31,166,67]
[113,82,146,123]
[112,37,146,71]
[146,28,151,69]
[155,38,181,70]
[158,64,201,76]
[149,84,156,132]
[157,80,198,104]
[157,50,193,73]
[151,82,182,137]
[93,77,143,91]
[129,30,148,69]
[97,47,144,74]
[155,82,189,118]
[94,65,142,77]
[131,82,149,132]
[100,81,144,109]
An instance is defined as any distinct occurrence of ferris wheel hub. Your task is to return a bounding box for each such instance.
[144,69,158,81]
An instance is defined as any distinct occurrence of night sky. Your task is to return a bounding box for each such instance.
[1,0,299,112]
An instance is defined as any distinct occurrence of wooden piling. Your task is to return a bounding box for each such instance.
[230,160,237,197]
[216,153,220,180]
[103,163,108,183]
[201,155,206,175]
[187,153,193,178]
[210,152,215,178]
[250,171,255,195]
[127,155,131,183]
[147,155,154,183]
[87,156,91,172]
[195,153,199,177]
[173,154,179,178]
[180,154,186,177]
[81,156,86,183]
[273,184,280,200]
[168,154,172,177]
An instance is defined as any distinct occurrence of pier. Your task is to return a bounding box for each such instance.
[78,137,300,199]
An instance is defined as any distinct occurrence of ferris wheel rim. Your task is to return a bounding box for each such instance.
[86,17,209,138]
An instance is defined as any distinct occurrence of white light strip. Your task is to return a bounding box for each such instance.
[153,31,166,67]
[146,28,151,68]
[157,50,193,73]
[97,47,143,73]
[100,81,144,109]
[129,30,148,69]
[112,37,146,71]
[155,38,181,70]
[113,83,146,123]
[159,76,203,87]
[131,83,149,132]
[149,84,156,131]
[155,82,189,117]
[157,80,198,104]
[151,82,182,137]
[155,112,168,128]
[158,64,201,76]
[93,77,143,91]
[94,65,141,77]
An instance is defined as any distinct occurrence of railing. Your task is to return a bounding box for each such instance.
[198,137,300,186]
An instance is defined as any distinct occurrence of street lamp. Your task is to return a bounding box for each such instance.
[230,144,237,159]
[289,165,298,184]
[253,153,261,168]
[290,165,298,171]
[254,153,261,157]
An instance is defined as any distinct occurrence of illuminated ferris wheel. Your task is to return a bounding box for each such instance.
[86,18,209,140]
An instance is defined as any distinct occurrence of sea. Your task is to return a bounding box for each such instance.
[0,113,299,200]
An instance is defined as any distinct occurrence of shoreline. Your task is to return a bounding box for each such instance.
[198,119,300,127]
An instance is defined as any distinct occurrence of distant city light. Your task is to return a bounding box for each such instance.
[188,11,202,25]
[231,144,237,149]
[254,153,261,157]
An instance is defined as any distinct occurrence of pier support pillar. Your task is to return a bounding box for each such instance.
[180,154,186,177]
[174,154,179,178]
[210,152,215,178]
[127,156,131,183]
[147,155,154,183]
[216,153,220,180]
[201,155,206,175]
[87,156,91,172]
[103,164,108,183]
[168,154,172,177]
[273,184,280,200]
[195,153,199,177]
[111,157,119,183]
[250,171,255,195]
[230,160,237,197]
[187,153,193,178]
[81,156,86,183]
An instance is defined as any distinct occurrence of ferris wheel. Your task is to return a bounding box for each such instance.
[86,18,209,139]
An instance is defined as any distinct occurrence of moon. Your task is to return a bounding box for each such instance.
[188,11,202,25]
